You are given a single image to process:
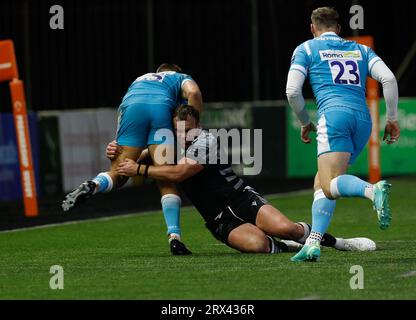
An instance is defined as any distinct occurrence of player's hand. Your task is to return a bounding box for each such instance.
[116,159,139,177]
[106,140,122,160]
[383,120,400,144]
[301,122,316,144]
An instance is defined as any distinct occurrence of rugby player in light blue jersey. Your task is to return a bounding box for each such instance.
[62,63,203,255]
[286,7,400,262]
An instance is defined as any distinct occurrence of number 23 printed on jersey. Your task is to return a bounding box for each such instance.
[320,50,362,87]
[329,60,360,85]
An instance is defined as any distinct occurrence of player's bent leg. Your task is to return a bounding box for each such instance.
[96,145,144,192]
[62,145,143,212]
[228,223,268,253]
[255,205,304,241]
[319,152,392,230]
[228,224,295,254]
[107,145,144,185]
[373,180,392,230]
[317,151,350,199]
[228,223,290,253]
[313,172,322,192]
[61,180,98,212]
[331,176,392,230]
[319,151,375,201]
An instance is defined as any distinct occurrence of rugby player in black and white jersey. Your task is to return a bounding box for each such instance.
[109,105,376,254]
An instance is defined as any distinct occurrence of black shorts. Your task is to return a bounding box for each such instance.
[205,186,268,245]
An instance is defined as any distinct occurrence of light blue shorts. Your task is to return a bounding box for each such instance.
[316,107,372,164]
[116,99,175,147]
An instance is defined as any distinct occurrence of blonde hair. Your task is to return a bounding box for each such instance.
[311,7,339,29]
[156,63,182,73]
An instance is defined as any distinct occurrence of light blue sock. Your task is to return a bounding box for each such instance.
[330,174,372,199]
[161,194,181,236]
[309,189,336,241]
[92,172,113,193]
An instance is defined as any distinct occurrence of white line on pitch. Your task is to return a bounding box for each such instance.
[0,210,160,234]
[397,270,416,278]
[0,188,311,234]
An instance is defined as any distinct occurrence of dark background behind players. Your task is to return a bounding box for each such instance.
[0,0,415,111]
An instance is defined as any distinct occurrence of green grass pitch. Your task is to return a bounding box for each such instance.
[1,178,415,299]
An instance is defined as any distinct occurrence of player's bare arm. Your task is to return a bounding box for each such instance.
[182,80,203,112]
[116,157,204,183]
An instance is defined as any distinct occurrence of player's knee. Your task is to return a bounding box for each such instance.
[321,185,336,200]
[243,235,269,253]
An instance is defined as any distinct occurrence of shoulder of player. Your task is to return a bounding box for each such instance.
[294,40,313,56]
[342,42,372,59]
[167,72,193,88]
[294,40,310,51]
[355,43,372,55]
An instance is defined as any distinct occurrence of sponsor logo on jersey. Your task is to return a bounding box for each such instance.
[319,50,362,61]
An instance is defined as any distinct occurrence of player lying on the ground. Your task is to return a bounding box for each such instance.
[286,7,399,262]
[108,104,376,254]
[61,63,202,255]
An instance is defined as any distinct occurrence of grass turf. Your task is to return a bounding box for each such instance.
[0,177,415,300]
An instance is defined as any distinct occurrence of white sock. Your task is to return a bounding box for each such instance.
[329,177,341,198]
[92,172,114,194]
[168,233,181,243]
[364,185,374,201]
[305,231,323,245]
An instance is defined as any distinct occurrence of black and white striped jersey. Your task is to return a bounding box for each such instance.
[179,130,247,222]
